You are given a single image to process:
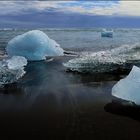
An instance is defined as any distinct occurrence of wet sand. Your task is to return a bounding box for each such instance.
[0,56,140,139]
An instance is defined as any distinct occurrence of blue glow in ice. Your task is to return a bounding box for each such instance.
[112,66,140,105]
[6,30,64,61]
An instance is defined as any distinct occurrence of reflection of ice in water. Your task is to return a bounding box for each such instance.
[0,59,123,111]
[112,66,140,105]
[0,85,42,110]
[0,61,57,110]
[63,43,140,73]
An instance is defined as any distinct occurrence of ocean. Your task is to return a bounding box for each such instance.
[0,28,140,139]
[1,28,140,53]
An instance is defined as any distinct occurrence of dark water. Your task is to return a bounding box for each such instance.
[0,57,140,139]
[0,29,140,139]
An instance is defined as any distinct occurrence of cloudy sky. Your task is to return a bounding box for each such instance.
[1,1,140,28]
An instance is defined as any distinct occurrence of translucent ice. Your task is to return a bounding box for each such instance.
[5,56,27,70]
[110,43,140,61]
[6,30,64,61]
[63,51,125,73]
[112,66,140,105]
[63,44,140,73]
[0,56,27,87]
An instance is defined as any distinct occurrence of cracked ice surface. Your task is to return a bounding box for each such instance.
[0,56,27,87]
[63,44,140,73]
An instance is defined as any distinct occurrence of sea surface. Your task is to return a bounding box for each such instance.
[0,28,140,139]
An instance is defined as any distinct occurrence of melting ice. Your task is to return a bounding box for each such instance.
[63,43,140,73]
[101,29,113,38]
[0,56,27,87]
[112,66,140,105]
[6,30,64,61]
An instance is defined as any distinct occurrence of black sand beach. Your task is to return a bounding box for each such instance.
[0,56,140,139]
[1,28,140,139]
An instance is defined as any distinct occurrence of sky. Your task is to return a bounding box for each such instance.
[1,1,140,28]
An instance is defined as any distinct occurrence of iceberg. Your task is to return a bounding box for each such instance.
[0,56,27,87]
[112,66,140,105]
[101,29,113,38]
[6,30,64,61]
[63,44,140,73]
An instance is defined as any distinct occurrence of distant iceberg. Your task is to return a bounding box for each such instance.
[63,44,140,73]
[0,56,27,87]
[6,30,64,61]
[101,29,113,38]
[112,66,140,105]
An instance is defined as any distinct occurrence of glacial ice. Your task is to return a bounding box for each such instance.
[101,29,113,38]
[63,51,125,73]
[6,30,64,61]
[0,56,27,87]
[112,66,140,105]
[63,44,140,73]
[5,56,27,70]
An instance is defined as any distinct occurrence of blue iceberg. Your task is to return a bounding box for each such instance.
[6,30,64,61]
[112,66,140,105]
[101,29,113,38]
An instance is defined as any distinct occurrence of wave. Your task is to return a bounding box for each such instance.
[63,43,140,73]
[1,28,140,32]
[0,28,17,31]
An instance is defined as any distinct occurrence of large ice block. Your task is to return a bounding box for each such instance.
[112,66,140,105]
[6,30,64,61]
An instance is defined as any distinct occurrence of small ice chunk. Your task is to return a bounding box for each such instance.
[0,56,27,86]
[101,29,113,38]
[112,66,140,105]
[6,30,64,61]
[5,56,27,70]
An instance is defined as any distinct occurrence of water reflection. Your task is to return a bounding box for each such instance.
[104,99,140,121]
[0,57,140,139]
[0,57,126,111]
